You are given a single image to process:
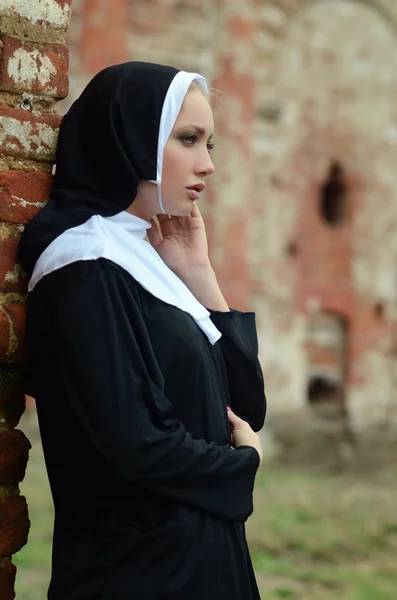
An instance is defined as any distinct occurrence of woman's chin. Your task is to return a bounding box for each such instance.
[169,202,195,217]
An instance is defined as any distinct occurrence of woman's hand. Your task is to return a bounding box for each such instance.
[148,203,229,311]
[147,203,210,277]
[228,408,263,466]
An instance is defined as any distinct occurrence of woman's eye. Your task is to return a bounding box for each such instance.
[180,135,214,152]
[181,134,196,145]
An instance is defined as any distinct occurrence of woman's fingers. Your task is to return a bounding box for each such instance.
[227,409,243,429]
[190,203,203,220]
[227,409,263,462]
[190,203,198,217]
[147,219,162,247]
[157,214,171,224]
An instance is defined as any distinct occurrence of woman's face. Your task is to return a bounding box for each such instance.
[130,89,215,220]
[161,88,215,216]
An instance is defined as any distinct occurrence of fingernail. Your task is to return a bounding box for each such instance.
[226,405,231,411]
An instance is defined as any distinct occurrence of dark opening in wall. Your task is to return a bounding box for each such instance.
[319,160,347,226]
[307,376,346,420]
[258,102,282,124]
[308,377,343,405]
[374,302,384,318]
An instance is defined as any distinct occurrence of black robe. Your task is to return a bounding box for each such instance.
[26,258,266,600]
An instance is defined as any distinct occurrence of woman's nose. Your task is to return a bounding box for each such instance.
[196,153,215,178]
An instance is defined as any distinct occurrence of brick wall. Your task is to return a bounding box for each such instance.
[9,0,397,593]
[62,0,397,438]
[0,1,71,597]
[0,5,393,593]
[251,0,397,435]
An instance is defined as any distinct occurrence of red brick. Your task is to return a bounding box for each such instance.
[0,170,53,224]
[0,496,30,555]
[0,368,26,429]
[0,37,69,98]
[0,0,72,30]
[0,237,29,293]
[0,304,26,364]
[54,0,72,8]
[0,105,61,162]
[0,558,16,600]
[0,430,30,485]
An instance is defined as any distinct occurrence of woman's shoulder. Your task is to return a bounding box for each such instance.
[30,258,139,303]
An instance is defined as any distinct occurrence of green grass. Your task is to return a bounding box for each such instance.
[14,413,397,599]
[247,466,397,599]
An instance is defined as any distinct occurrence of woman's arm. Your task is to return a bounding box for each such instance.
[147,205,229,313]
[173,252,266,432]
[147,205,266,431]
[169,252,266,432]
[209,308,266,432]
[55,265,259,523]
[175,263,229,312]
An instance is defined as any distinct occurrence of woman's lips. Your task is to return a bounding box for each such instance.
[186,188,200,200]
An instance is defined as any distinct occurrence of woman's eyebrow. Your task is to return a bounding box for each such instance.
[175,124,214,139]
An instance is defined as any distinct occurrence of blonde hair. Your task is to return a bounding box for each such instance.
[186,80,221,106]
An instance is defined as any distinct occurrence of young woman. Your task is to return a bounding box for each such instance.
[18,62,266,600]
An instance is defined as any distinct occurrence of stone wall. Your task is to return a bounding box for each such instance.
[0,0,71,597]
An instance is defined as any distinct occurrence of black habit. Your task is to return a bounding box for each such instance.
[19,62,267,599]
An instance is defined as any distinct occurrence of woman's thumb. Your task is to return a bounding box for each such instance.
[227,409,241,427]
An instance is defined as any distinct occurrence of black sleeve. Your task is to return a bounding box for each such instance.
[55,267,260,523]
[209,309,266,432]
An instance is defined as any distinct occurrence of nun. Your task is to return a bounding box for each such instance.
[18,62,266,600]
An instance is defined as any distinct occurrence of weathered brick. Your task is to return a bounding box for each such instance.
[0,304,26,364]
[0,367,26,429]
[0,430,30,485]
[0,170,52,224]
[0,37,69,98]
[0,0,72,31]
[0,0,71,595]
[0,557,16,600]
[0,234,29,293]
[0,105,60,162]
[0,496,29,555]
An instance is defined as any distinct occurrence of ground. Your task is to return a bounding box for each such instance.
[14,413,397,600]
